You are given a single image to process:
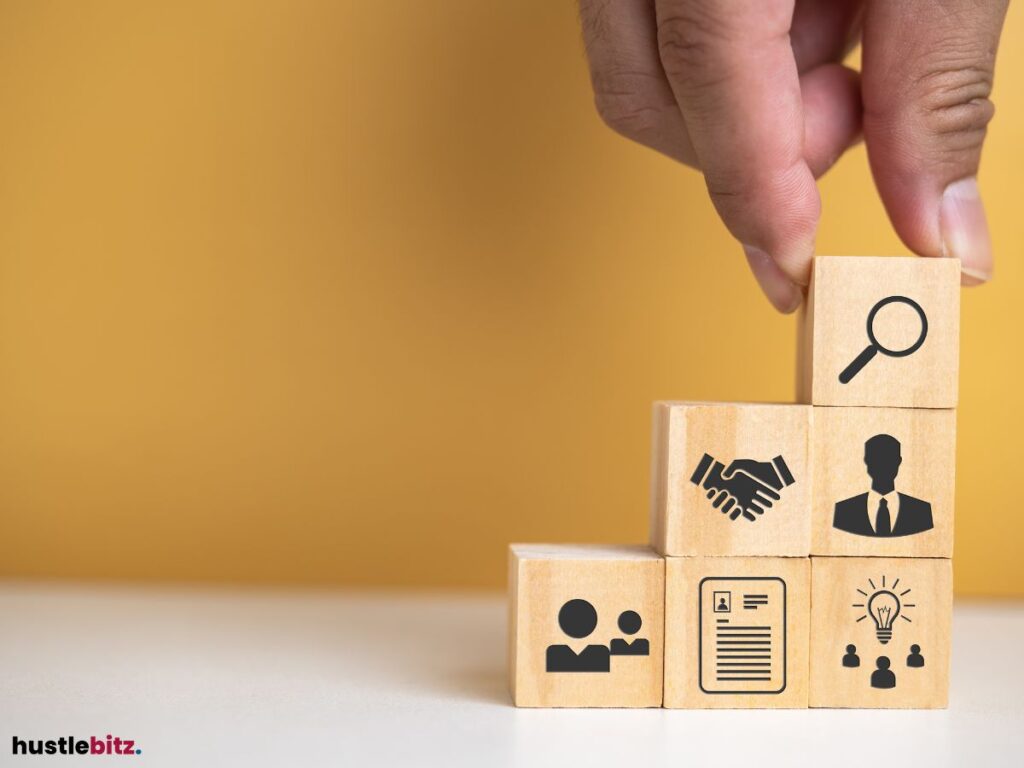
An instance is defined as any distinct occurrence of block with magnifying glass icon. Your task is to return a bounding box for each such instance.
[650,401,812,557]
[809,557,952,708]
[507,544,664,707]
[797,256,960,408]
[810,406,956,558]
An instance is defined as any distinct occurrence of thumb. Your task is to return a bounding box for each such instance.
[861,0,1008,284]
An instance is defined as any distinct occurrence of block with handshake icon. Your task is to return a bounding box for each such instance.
[689,453,795,522]
[650,402,812,557]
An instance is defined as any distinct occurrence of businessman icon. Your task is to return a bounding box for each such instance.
[833,434,933,538]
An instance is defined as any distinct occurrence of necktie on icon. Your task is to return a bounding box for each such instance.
[875,497,892,537]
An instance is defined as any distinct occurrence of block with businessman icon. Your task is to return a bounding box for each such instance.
[508,544,664,708]
[811,407,956,558]
[650,402,812,557]
[797,256,960,408]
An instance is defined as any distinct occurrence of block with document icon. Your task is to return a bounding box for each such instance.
[663,556,809,708]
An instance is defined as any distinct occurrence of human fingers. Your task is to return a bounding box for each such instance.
[861,0,1008,284]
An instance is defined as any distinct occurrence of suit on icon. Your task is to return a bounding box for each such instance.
[833,492,933,538]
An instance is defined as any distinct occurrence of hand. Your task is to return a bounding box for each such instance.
[579,0,1008,311]
[724,456,795,493]
[690,453,794,521]
[718,468,781,521]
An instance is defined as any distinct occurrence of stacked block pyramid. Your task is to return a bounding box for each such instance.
[509,256,959,708]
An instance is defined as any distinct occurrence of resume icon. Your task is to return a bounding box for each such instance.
[699,577,787,694]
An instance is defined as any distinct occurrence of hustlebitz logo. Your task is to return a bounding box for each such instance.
[12,735,142,757]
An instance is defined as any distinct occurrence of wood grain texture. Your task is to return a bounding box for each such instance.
[664,556,810,709]
[809,557,952,709]
[811,407,956,557]
[508,544,664,707]
[799,256,960,408]
[650,402,812,557]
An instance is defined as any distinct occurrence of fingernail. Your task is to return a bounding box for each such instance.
[940,177,993,285]
[743,245,803,313]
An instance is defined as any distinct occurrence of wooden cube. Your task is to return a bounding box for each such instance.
[650,402,812,557]
[798,256,960,408]
[809,557,952,708]
[664,556,810,708]
[811,407,956,558]
[508,544,664,707]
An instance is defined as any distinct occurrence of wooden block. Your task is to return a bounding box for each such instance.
[664,556,810,708]
[650,402,812,557]
[809,557,952,709]
[508,544,664,707]
[811,407,956,557]
[798,256,960,408]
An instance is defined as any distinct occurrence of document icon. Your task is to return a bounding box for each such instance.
[699,577,787,694]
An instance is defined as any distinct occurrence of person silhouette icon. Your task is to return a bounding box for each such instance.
[842,644,860,668]
[870,656,897,689]
[609,610,650,656]
[718,597,728,611]
[833,434,934,538]
[545,598,611,673]
[907,644,925,668]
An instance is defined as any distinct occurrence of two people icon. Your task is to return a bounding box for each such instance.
[546,598,649,673]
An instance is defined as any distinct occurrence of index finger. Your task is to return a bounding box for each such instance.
[654,0,820,285]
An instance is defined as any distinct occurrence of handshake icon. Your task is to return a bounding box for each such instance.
[689,453,796,522]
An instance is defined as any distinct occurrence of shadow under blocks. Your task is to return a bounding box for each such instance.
[509,256,958,708]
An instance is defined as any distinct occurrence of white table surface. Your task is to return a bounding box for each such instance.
[1,584,1022,767]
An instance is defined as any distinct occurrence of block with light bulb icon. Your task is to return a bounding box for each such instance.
[809,557,952,708]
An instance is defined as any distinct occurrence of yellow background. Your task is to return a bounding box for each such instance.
[1,1,1021,595]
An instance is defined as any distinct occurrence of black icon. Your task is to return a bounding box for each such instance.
[833,434,934,538]
[546,599,610,672]
[743,593,769,610]
[714,592,731,612]
[699,577,787,695]
[690,453,795,522]
[907,644,925,668]
[842,644,860,668]
[870,656,897,689]
[853,575,915,645]
[838,295,928,384]
[610,610,650,656]
[545,599,648,673]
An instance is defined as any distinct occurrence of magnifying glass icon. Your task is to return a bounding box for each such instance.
[838,295,928,384]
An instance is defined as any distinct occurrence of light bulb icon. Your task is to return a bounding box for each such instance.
[853,575,915,646]
[866,589,900,644]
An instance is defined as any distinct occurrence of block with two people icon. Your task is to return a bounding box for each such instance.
[508,544,664,707]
